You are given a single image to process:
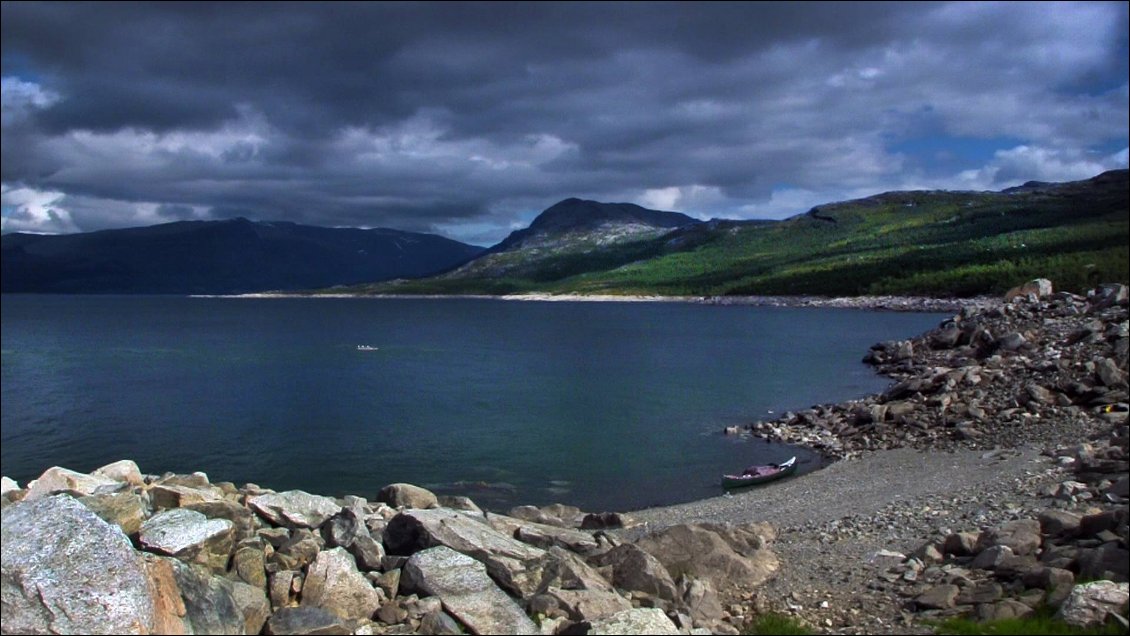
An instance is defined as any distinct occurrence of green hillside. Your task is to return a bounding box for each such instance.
[343,170,1129,298]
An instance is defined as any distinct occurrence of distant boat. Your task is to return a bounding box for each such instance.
[357,345,379,351]
[721,456,797,489]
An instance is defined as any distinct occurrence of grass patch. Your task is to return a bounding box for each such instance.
[933,613,1128,635]
[743,612,815,635]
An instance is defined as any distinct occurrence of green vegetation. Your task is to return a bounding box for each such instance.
[933,612,1127,635]
[345,170,1129,299]
[742,612,815,635]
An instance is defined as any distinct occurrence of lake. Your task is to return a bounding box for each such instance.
[0,295,947,511]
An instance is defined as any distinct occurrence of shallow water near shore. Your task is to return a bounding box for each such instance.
[1,295,947,511]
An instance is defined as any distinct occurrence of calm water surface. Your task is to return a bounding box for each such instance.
[1,296,947,511]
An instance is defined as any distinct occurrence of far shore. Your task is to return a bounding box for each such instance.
[210,291,985,313]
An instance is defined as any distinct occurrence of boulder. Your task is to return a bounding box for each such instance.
[418,608,466,635]
[543,586,632,622]
[588,607,681,635]
[1055,581,1130,629]
[79,491,149,536]
[265,606,350,635]
[149,483,223,509]
[915,584,959,610]
[229,581,271,636]
[233,545,268,590]
[376,483,438,509]
[632,523,779,594]
[92,459,145,486]
[247,490,342,529]
[168,558,247,634]
[1005,278,1053,301]
[486,512,603,554]
[540,546,616,592]
[975,519,1041,556]
[139,508,235,573]
[301,548,383,622]
[580,512,625,529]
[402,545,538,635]
[1037,510,1083,537]
[587,543,678,602]
[1,494,171,634]
[384,508,550,597]
[0,476,19,496]
[23,466,119,500]
[184,500,260,543]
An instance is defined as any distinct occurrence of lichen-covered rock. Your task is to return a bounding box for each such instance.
[588,607,681,635]
[1055,581,1130,629]
[139,508,234,573]
[401,545,537,635]
[247,490,342,529]
[300,547,383,622]
[1,494,164,634]
[79,491,149,536]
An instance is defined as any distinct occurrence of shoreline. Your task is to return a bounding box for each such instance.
[211,291,984,313]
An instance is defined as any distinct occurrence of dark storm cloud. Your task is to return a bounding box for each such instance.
[2,2,1127,241]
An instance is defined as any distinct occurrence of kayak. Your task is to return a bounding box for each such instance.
[721,456,797,489]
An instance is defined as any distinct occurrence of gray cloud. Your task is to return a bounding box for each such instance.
[2,1,1127,243]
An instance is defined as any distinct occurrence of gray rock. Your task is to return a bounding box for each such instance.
[1096,357,1128,388]
[376,483,438,509]
[23,466,119,500]
[588,607,681,635]
[79,490,149,536]
[167,557,247,634]
[349,533,386,571]
[1037,510,1083,537]
[91,459,145,486]
[269,570,296,609]
[678,576,725,629]
[248,490,342,529]
[139,507,235,573]
[266,606,350,635]
[1077,543,1130,582]
[580,512,625,529]
[301,548,383,622]
[486,512,603,554]
[976,599,1035,621]
[1,494,167,634]
[1055,581,1130,629]
[956,581,1003,605]
[418,608,466,635]
[540,546,616,592]
[587,543,679,602]
[402,545,537,635]
[149,483,223,509]
[997,332,1028,352]
[385,508,550,597]
[632,523,779,595]
[942,531,980,556]
[184,499,260,543]
[975,519,1041,556]
[915,584,959,610]
[233,545,268,590]
[230,580,271,635]
[544,586,632,622]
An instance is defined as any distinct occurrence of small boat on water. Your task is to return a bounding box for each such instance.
[357,345,379,351]
[721,456,797,489]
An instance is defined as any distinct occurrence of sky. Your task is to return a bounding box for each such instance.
[2,2,1127,246]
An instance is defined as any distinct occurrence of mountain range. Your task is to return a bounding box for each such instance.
[1,219,483,294]
[3,169,1127,296]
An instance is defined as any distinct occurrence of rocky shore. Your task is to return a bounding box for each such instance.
[3,280,1127,635]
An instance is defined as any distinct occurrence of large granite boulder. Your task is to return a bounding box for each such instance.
[79,491,149,536]
[401,545,537,635]
[149,483,223,510]
[633,523,779,593]
[92,459,145,486]
[167,558,247,634]
[23,466,119,501]
[588,607,680,635]
[376,483,438,510]
[384,508,550,597]
[247,490,342,529]
[485,512,604,554]
[1,494,169,634]
[301,547,383,622]
[1055,581,1130,629]
[139,508,235,573]
[587,543,678,602]
[976,519,1042,556]
[543,586,632,622]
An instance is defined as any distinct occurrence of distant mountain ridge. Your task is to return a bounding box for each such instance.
[353,169,1128,297]
[1,217,484,294]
